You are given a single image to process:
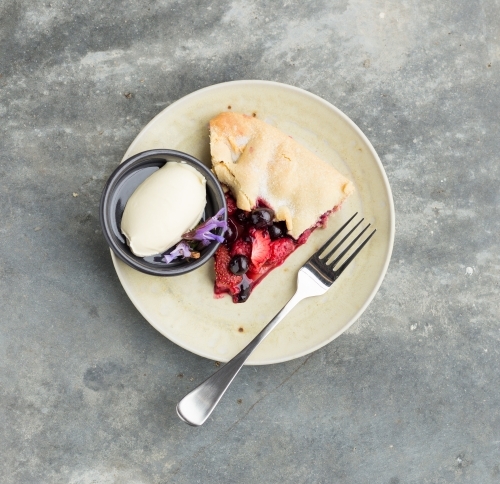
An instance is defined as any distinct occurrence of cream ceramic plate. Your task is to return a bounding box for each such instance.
[112,80,394,365]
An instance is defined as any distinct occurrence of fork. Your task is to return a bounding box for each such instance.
[176,213,376,426]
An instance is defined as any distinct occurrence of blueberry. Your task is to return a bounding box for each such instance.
[237,286,251,303]
[237,279,251,303]
[235,210,248,224]
[229,255,249,275]
[268,222,286,240]
[224,218,238,245]
[249,208,275,228]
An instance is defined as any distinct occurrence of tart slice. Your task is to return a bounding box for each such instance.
[210,112,354,303]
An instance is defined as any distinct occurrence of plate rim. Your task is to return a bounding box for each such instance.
[111,79,395,365]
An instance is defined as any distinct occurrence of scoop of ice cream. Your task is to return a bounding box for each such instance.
[121,162,207,257]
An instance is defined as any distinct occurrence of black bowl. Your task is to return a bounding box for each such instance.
[99,149,226,276]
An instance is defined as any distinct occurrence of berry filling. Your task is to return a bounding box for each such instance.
[214,192,335,303]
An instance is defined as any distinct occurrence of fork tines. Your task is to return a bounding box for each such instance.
[317,213,376,275]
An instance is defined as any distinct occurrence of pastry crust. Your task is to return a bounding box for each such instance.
[209,112,354,239]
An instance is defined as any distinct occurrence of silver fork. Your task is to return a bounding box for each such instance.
[176,213,376,426]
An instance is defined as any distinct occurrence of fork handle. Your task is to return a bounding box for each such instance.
[176,291,304,426]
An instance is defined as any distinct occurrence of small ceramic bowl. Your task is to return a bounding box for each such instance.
[99,149,226,276]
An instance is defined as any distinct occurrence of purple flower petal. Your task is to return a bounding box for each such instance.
[163,241,192,263]
[182,208,227,243]
[162,209,227,263]
[204,232,225,243]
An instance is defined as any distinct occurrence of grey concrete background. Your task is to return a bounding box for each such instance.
[1,0,499,482]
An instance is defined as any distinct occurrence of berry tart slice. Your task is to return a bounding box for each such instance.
[210,112,355,303]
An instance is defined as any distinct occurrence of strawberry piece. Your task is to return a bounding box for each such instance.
[270,237,296,265]
[245,237,296,282]
[214,245,242,296]
[249,229,271,270]
[246,265,270,282]
[213,191,331,303]
[230,239,252,258]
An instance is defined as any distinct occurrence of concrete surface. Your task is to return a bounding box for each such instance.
[1,0,499,483]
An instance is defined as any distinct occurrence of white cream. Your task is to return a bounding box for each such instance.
[121,162,206,257]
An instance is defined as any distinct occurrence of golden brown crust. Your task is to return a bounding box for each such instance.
[209,112,354,239]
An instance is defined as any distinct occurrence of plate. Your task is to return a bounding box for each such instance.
[111,80,394,365]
